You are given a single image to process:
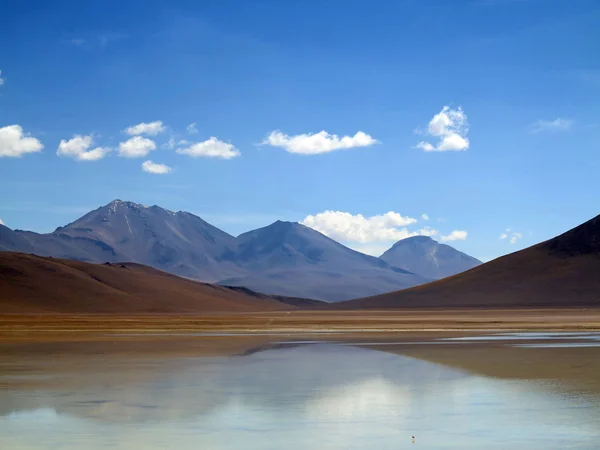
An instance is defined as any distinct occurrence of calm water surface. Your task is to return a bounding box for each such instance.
[1,342,599,449]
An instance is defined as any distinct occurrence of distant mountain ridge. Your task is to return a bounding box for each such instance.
[54,199,243,282]
[0,199,479,301]
[380,235,481,279]
[218,220,425,301]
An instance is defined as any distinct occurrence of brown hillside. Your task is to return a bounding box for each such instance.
[336,215,600,309]
[0,252,300,313]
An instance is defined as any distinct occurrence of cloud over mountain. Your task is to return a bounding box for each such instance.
[440,230,468,241]
[301,210,434,243]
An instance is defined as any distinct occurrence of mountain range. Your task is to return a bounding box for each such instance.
[0,199,481,301]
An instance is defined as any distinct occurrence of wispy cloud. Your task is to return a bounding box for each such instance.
[529,118,573,133]
[186,123,198,134]
[63,31,128,49]
[440,230,468,242]
[499,228,523,244]
[0,69,4,87]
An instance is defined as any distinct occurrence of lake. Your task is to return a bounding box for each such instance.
[1,336,599,449]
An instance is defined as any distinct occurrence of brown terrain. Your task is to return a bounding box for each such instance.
[335,214,600,309]
[0,252,320,314]
[2,214,600,336]
[2,309,600,340]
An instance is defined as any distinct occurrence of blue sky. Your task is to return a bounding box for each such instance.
[1,0,599,260]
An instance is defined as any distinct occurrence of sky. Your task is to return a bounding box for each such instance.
[1,0,599,261]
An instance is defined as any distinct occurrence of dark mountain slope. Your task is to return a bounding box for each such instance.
[336,214,600,309]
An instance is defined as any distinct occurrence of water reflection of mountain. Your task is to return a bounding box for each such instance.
[0,344,469,423]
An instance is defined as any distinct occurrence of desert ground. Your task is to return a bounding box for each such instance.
[2,308,600,338]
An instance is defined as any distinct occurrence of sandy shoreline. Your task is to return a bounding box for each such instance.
[2,308,600,340]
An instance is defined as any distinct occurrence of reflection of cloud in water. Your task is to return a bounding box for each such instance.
[0,344,468,424]
[7,408,58,421]
[306,377,411,420]
[1,344,600,449]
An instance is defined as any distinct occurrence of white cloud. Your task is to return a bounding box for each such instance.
[440,230,468,241]
[346,243,395,257]
[530,118,573,133]
[421,213,430,221]
[415,141,435,152]
[57,135,110,161]
[499,228,523,244]
[263,130,378,155]
[300,210,436,243]
[118,136,157,158]
[125,121,166,136]
[415,106,469,152]
[0,125,44,158]
[176,137,240,159]
[0,69,4,86]
[142,160,172,174]
[186,122,198,134]
[0,218,4,225]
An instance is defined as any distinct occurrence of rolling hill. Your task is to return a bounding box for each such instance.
[336,214,600,309]
[0,252,316,313]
